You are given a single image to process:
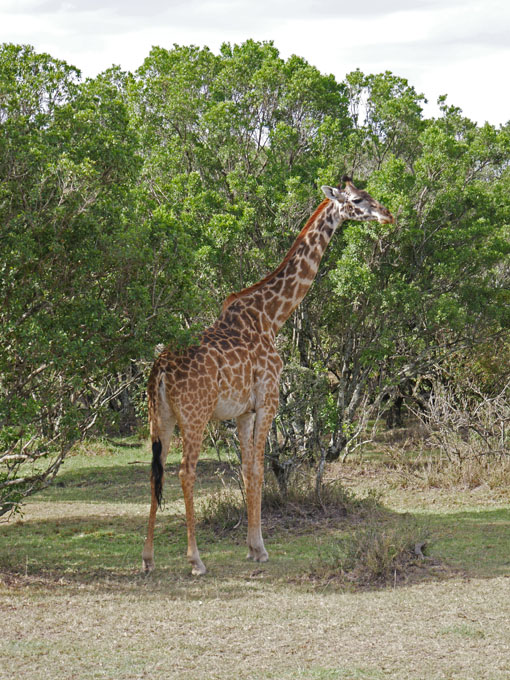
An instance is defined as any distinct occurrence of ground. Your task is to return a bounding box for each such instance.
[1,441,510,680]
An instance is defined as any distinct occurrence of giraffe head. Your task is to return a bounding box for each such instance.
[321,175,394,225]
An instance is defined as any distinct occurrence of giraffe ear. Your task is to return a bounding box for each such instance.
[321,186,346,202]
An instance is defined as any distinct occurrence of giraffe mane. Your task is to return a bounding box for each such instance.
[222,198,330,311]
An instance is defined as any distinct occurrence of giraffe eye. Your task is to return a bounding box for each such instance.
[352,198,363,204]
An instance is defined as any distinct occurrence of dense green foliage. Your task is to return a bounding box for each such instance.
[1,41,509,515]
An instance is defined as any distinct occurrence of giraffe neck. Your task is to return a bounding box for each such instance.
[221,199,343,336]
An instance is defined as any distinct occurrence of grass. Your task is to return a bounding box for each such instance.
[2,439,510,679]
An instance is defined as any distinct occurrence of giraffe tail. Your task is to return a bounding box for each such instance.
[148,363,165,508]
[151,439,164,507]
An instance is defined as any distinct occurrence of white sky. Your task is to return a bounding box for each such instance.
[1,0,509,126]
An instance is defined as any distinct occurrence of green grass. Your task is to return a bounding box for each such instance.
[2,440,510,679]
[425,507,510,576]
[35,441,164,504]
[4,442,510,584]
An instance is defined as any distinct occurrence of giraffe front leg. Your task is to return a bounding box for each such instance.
[237,412,268,562]
[246,493,268,563]
[244,442,268,563]
[242,403,277,563]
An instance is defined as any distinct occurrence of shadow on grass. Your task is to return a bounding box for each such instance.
[0,510,207,593]
[2,497,510,597]
[0,507,305,599]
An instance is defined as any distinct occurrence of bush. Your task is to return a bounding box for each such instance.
[385,374,510,491]
[197,464,379,535]
[312,514,429,587]
[425,380,510,463]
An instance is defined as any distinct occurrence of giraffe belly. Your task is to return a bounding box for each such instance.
[212,393,255,420]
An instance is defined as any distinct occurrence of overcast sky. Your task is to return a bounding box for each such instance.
[2,0,509,126]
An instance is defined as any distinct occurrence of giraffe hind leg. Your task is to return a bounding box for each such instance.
[142,380,175,572]
[142,437,170,572]
[179,426,207,576]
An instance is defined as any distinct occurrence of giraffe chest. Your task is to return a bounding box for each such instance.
[212,358,255,420]
[211,344,282,421]
[214,379,255,420]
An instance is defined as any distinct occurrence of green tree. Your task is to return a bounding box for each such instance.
[322,104,510,458]
[2,41,509,513]
[129,40,352,309]
[127,40,356,481]
[0,45,142,515]
[268,75,509,465]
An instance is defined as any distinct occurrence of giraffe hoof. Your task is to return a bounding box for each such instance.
[191,561,207,576]
[247,548,269,563]
[142,557,155,573]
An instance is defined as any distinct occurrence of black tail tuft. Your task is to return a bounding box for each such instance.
[151,439,164,507]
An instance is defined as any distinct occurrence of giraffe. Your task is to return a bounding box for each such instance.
[142,176,394,575]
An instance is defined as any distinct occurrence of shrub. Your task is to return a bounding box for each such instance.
[312,515,429,587]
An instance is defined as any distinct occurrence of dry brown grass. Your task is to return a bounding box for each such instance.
[336,415,510,515]
[2,571,510,680]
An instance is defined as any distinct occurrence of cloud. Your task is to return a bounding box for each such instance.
[0,0,476,35]
[4,0,508,48]
[1,0,509,124]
